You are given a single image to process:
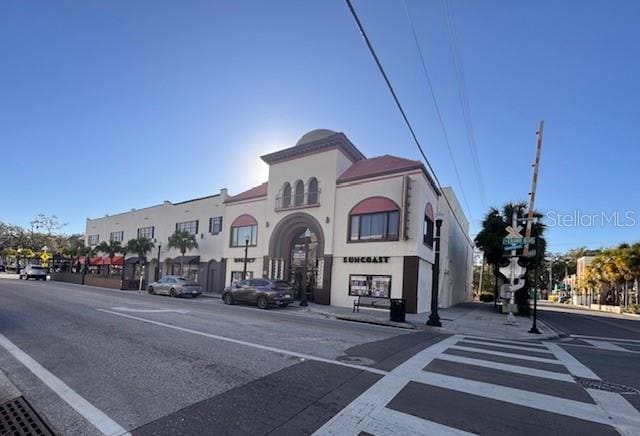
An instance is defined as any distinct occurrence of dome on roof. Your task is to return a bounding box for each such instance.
[295,129,337,145]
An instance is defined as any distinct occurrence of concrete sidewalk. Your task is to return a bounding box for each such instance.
[291,302,558,340]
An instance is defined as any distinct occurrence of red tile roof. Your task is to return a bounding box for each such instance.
[225,182,268,203]
[337,155,423,183]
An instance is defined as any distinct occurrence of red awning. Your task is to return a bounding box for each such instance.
[231,214,258,227]
[77,256,124,266]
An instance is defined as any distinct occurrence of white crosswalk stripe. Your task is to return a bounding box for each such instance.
[315,334,631,435]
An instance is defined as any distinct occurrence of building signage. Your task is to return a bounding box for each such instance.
[343,256,390,263]
[234,257,256,263]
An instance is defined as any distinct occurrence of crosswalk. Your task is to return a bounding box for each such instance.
[565,334,640,354]
[313,334,640,436]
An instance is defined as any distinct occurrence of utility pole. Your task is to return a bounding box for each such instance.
[523,121,544,258]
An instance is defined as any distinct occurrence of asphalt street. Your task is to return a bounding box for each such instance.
[1,278,639,435]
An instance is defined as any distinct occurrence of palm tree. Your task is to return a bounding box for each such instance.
[96,240,123,276]
[167,229,198,277]
[126,237,155,288]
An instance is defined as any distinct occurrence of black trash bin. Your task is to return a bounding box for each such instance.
[390,298,406,323]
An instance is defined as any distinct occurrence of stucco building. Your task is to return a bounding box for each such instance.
[84,129,473,313]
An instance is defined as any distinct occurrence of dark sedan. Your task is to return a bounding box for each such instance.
[222,278,294,309]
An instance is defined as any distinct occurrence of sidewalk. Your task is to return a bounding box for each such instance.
[288,301,558,340]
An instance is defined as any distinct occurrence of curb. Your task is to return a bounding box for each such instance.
[0,368,21,404]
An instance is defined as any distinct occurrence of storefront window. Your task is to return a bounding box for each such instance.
[231,225,257,247]
[349,211,399,242]
[231,270,253,284]
[348,274,391,298]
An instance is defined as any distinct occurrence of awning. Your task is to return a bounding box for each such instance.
[77,256,124,266]
[170,256,200,265]
[125,257,140,264]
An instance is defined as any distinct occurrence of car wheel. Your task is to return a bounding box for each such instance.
[148,286,155,295]
[169,288,177,298]
[257,296,268,310]
[24,275,29,280]
[223,293,234,305]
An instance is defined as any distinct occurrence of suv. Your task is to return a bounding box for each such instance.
[19,265,48,280]
[222,278,293,309]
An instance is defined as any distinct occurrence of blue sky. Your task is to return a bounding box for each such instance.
[1,0,638,252]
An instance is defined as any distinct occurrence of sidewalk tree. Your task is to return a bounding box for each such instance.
[126,237,155,281]
[167,229,198,277]
[95,240,123,276]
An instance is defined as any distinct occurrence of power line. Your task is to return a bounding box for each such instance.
[401,0,474,225]
[441,0,487,206]
[345,0,474,247]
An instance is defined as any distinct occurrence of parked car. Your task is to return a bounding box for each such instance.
[147,275,202,298]
[19,265,47,280]
[558,295,571,304]
[0,265,5,272]
[222,278,294,309]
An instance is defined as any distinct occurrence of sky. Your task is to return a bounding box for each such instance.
[1,0,638,253]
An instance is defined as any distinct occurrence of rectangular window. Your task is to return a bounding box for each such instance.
[423,215,434,247]
[231,270,253,284]
[209,216,223,235]
[137,226,154,239]
[110,231,124,242]
[88,234,99,246]
[230,225,257,247]
[176,220,198,235]
[348,274,391,298]
[349,211,400,242]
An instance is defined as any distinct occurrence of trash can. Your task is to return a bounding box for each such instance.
[390,298,406,323]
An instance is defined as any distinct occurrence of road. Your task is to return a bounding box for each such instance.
[0,278,639,435]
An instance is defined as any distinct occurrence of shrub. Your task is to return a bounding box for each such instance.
[623,304,640,314]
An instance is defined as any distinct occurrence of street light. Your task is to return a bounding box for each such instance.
[427,212,445,327]
[529,221,541,334]
[242,236,250,280]
[300,228,311,307]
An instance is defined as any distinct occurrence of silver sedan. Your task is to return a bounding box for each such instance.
[148,275,202,298]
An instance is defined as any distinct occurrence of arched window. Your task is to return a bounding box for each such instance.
[230,214,258,247]
[294,180,304,206]
[282,182,291,208]
[307,177,318,204]
[348,197,400,242]
[423,203,434,247]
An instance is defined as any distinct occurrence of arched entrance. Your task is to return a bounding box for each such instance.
[267,213,330,304]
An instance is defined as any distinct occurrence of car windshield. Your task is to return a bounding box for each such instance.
[30,266,44,270]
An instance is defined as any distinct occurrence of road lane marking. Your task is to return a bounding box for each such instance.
[462,335,546,348]
[97,309,389,376]
[313,335,462,436]
[571,334,640,345]
[459,338,551,353]
[110,307,189,314]
[587,388,640,436]
[0,333,129,436]
[363,406,476,436]
[448,345,560,363]
[412,371,611,425]
[433,353,575,382]
[546,341,640,435]
[583,339,629,352]
[544,342,600,379]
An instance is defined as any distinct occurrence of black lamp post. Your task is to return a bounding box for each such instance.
[300,228,311,307]
[155,244,162,281]
[242,237,249,280]
[427,213,444,327]
[529,226,541,334]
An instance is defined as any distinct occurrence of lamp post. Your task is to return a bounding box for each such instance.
[529,227,541,334]
[155,244,162,281]
[427,213,444,327]
[299,228,312,307]
[242,236,249,280]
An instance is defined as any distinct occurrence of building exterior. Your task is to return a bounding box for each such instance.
[84,129,473,313]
